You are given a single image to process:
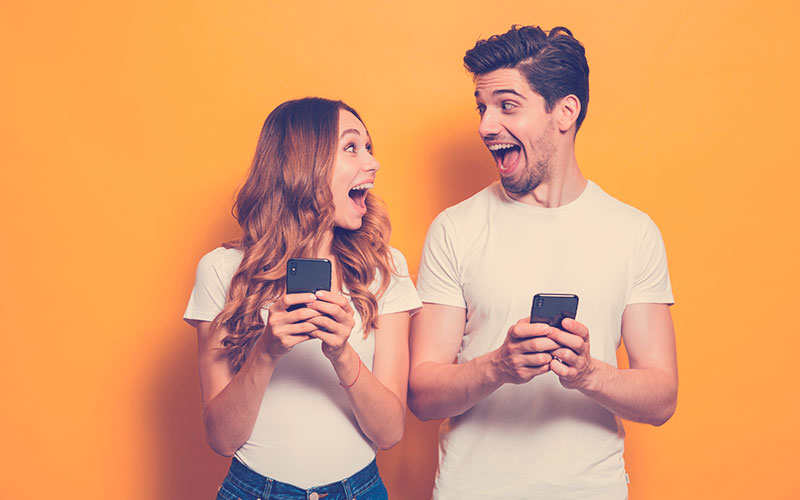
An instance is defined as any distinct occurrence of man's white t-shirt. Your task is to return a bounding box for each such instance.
[416,181,673,500]
[184,246,421,488]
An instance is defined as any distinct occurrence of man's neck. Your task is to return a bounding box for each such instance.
[505,151,587,208]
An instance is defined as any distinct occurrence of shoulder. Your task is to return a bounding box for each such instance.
[378,246,422,314]
[388,246,411,274]
[424,183,500,238]
[196,246,244,284]
[440,182,501,222]
[585,181,659,232]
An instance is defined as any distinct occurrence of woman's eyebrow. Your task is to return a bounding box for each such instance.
[340,128,361,138]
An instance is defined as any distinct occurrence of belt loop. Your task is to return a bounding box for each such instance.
[261,477,272,499]
[341,477,353,499]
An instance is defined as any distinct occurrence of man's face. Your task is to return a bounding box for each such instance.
[474,68,556,195]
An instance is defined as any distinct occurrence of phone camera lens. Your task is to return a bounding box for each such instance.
[537,300,543,308]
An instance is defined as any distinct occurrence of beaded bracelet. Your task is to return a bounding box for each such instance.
[340,357,362,389]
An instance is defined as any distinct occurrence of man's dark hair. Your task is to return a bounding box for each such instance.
[464,25,590,131]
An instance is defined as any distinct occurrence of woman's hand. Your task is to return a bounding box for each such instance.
[257,292,321,361]
[305,290,356,361]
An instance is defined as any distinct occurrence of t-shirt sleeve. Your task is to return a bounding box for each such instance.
[184,249,229,326]
[628,217,674,305]
[378,247,422,316]
[415,211,466,308]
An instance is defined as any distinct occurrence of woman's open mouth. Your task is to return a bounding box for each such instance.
[348,182,373,213]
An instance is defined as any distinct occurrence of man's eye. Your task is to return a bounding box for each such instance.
[502,102,516,111]
[476,104,486,115]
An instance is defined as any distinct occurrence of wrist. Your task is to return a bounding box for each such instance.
[480,349,507,387]
[331,344,358,377]
[254,334,281,365]
[340,354,362,389]
[577,358,605,394]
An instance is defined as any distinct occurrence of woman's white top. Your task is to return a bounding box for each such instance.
[184,246,421,487]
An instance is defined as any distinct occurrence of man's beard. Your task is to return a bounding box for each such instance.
[501,127,554,195]
[501,156,551,194]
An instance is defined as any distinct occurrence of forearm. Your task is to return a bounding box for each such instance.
[202,349,277,456]
[580,360,677,426]
[332,346,406,449]
[409,350,504,421]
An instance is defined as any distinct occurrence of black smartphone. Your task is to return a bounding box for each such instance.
[286,258,332,311]
[530,293,579,329]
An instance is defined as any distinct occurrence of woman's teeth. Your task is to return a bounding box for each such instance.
[350,182,374,192]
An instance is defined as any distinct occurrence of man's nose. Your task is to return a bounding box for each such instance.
[478,109,502,139]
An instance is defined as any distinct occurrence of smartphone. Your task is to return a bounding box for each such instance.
[530,293,579,329]
[286,258,332,311]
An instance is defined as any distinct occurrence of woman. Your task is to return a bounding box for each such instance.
[184,97,421,500]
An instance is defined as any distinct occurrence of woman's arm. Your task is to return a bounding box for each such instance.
[196,292,320,456]
[307,291,410,450]
[336,312,410,450]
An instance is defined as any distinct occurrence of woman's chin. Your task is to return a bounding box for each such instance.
[334,216,364,231]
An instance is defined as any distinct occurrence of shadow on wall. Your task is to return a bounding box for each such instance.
[151,328,230,500]
[378,121,496,498]
[429,118,497,214]
[149,210,239,499]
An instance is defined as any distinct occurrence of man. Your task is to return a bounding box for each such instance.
[409,25,677,499]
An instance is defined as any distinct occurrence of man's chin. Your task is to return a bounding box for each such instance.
[501,175,539,195]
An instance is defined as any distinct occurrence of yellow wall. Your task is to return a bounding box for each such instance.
[2,1,799,498]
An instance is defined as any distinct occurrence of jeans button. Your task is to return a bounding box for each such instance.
[309,493,319,500]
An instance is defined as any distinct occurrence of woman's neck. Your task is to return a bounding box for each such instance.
[313,230,340,292]
[314,230,334,259]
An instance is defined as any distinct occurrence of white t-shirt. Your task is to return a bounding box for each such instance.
[184,246,421,488]
[416,181,673,500]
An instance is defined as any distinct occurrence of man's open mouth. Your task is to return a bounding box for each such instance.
[488,143,521,173]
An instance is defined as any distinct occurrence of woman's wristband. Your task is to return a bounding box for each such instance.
[340,356,362,389]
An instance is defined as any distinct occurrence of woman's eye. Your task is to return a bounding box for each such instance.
[502,102,516,111]
[344,143,356,153]
[476,104,486,115]
[366,144,373,154]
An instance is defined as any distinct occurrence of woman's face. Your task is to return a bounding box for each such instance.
[330,109,380,230]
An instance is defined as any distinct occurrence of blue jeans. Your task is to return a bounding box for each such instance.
[216,457,389,500]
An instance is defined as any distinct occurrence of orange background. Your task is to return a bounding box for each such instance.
[2,1,799,498]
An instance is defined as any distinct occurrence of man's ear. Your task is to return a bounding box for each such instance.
[555,94,581,133]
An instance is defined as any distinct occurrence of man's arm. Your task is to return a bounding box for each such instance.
[408,303,558,421]
[548,303,678,425]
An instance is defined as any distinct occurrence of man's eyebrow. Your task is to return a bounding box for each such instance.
[473,89,526,99]
[340,128,361,138]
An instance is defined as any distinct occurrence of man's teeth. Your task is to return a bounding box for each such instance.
[350,183,374,191]
[488,144,516,151]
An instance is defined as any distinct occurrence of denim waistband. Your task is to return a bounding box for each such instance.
[225,457,381,500]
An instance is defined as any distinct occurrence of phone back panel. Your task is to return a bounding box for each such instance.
[530,293,579,328]
[286,258,332,294]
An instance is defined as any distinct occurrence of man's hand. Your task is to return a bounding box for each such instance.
[492,318,560,384]
[547,318,596,390]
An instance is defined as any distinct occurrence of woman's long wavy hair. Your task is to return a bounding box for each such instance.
[210,97,394,372]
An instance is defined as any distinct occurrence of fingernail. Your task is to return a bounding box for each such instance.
[315,290,325,297]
